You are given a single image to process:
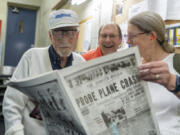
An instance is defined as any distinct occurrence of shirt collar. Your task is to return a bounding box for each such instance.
[97,46,103,56]
[48,45,73,70]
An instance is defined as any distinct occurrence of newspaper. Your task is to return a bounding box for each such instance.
[8,46,160,135]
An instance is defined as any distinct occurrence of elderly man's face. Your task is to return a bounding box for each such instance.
[98,24,122,56]
[49,27,78,57]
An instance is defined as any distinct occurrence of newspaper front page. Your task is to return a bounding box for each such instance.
[8,47,160,135]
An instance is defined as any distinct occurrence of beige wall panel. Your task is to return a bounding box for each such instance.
[114,0,143,24]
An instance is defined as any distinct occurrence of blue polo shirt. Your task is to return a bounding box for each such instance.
[48,45,73,70]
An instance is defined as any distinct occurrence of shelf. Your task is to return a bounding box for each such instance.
[0,73,10,120]
[0,88,6,94]
[0,85,6,89]
[0,76,11,81]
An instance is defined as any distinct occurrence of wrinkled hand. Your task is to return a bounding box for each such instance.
[138,61,176,90]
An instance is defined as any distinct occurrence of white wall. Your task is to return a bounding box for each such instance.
[62,0,114,50]
[36,0,63,47]
[34,0,79,48]
[35,0,114,50]
[0,0,63,66]
[0,0,115,65]
[7,0,41,6]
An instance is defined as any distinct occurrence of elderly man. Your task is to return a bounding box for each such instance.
[82,23,122,61]
[3,9,84,135]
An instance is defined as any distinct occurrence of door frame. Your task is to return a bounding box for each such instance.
[1,3,40,66]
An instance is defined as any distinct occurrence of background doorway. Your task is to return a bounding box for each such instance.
[4,6,37,67]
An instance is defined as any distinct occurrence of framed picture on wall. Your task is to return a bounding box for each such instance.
[116,3,123,16]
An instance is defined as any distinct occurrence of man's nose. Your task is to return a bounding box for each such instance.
[104,36,111,42]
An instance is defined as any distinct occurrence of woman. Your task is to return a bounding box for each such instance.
[127,11,180,135]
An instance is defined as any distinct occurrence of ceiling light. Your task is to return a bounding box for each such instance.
[71,0,87,5]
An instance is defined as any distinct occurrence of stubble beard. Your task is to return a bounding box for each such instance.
[56,49,71,57]
[56,43,72,57]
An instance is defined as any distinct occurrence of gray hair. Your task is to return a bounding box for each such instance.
[129,11,174,53]
[98,23,122,39]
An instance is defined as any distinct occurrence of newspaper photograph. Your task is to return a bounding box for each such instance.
[8,46,160,135]
[8,72,86,135]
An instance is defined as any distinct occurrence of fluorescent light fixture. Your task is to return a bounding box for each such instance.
[71,0,87,5]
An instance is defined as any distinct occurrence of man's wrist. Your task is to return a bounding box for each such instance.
[170,75,180,94]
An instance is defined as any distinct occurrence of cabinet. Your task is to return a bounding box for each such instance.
[0,75,10,135]
[0,66,15,117]
[0,75,11,117]
[0,66,14,135]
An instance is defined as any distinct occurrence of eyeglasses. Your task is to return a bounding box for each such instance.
[127,32,145,41]
[52,29,77,39]
[100,34,119,39]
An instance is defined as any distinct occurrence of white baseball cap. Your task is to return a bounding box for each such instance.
[48,9,79,30]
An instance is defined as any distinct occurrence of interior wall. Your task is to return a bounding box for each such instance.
[0,0,64,66]
[62,0,114,51]
[35,0,64,47]
[0,0,115,66]
[0,0,10,66]
[114,0,143,24]
[0,0,42,66]
[62,0,97,51]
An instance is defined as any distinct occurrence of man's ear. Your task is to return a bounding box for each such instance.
[119,37,122,44]
[75,31,79,40]
[98,36,101,45]
[117,37,122,46]
[49,30,53,41]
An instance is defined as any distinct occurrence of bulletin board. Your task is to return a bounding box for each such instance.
[75,16,92,53]
[112,0,144,48]
[76,21,85,52]
[113,0,143,24]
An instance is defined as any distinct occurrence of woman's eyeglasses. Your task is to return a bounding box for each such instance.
[127,32,145,41]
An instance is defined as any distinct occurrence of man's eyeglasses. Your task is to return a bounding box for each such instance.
[127,32,145,41]
[52,29,77,39]
[100,34,119,39]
